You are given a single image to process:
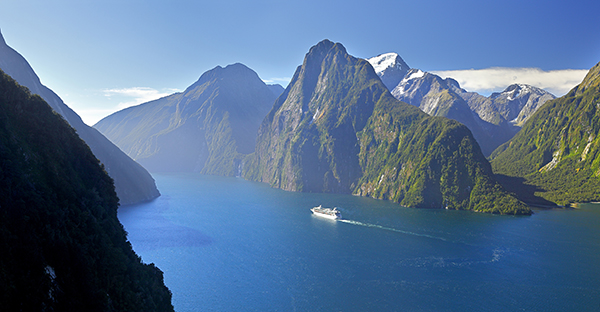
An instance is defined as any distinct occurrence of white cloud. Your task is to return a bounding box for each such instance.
[103,87,181,110]
[432,67,588,96]
[262,77,291,86]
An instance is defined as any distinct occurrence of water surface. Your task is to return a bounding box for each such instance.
[119,173,600,311]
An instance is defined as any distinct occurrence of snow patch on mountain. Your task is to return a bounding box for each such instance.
[368,52,406,73]
[404,69,425,81]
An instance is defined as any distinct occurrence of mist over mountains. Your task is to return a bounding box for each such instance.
[95,63,277,174]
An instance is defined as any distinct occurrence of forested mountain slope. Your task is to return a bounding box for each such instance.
[491,61,600,205]
[245,40,530,215]
[0,70,173,311]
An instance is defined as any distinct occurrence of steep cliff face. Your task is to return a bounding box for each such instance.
[245,40,376,193]
[95,63,276,175]
[0,70,173,311]
[246,40,530,214]
[491,61,600,205]
[0,30,159,205]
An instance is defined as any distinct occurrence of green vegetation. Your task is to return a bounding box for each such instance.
[0,70,173,311]
[246,40,530,215]
[491,61,600,206]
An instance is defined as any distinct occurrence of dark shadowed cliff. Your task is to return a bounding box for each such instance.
[0,69,173,311]
[0,30,159,205]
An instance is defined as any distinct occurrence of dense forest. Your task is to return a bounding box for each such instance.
[0,69,173,311]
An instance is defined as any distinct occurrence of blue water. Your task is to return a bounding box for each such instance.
[118,173,600,311]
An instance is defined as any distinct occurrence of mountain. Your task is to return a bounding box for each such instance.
[368,55,554,156]
[94,63,277,174]
[490,61,600,206]
[389,69,509,156]
[244,40,530,215]
[0,30,159,205]
[0,69,173,310]
[462,83,555,126]
[267,83,285,98]
[367,53,410,91]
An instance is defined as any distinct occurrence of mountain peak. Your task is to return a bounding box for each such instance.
[310,39,345,54]
[303,40,348,65]
[368,53,409,74]
[188,62,262,92]
[0,28,5,46]
[367,52,410,91]
[491,83,552,101]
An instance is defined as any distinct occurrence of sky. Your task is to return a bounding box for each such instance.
[1,0,599,125]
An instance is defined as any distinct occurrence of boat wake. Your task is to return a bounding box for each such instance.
[338,219,449,242]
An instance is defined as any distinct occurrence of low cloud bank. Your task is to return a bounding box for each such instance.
[432,67,588,96]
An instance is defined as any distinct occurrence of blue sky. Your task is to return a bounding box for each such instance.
[1,0,599,125]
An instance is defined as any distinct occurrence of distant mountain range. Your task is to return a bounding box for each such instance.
[94,63,278,174]
[0,30,159,205]
[243,40,529,214]
[490,61,600,206]
[95,40,529,214]
[368,53,555,156]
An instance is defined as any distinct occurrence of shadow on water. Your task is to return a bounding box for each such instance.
[119,201,213,251]
[494,174,558,207]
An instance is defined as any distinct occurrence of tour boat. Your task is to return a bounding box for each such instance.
[311,205,341,220]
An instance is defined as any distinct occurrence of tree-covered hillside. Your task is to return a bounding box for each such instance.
[0,70,173,311]
[491,61,600,205]
[245,40,530,215]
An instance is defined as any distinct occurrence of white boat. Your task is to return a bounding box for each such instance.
[311,205,341,220]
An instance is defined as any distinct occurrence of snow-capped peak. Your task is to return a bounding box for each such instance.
[367,53,411,91]
[367,53,408,75]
